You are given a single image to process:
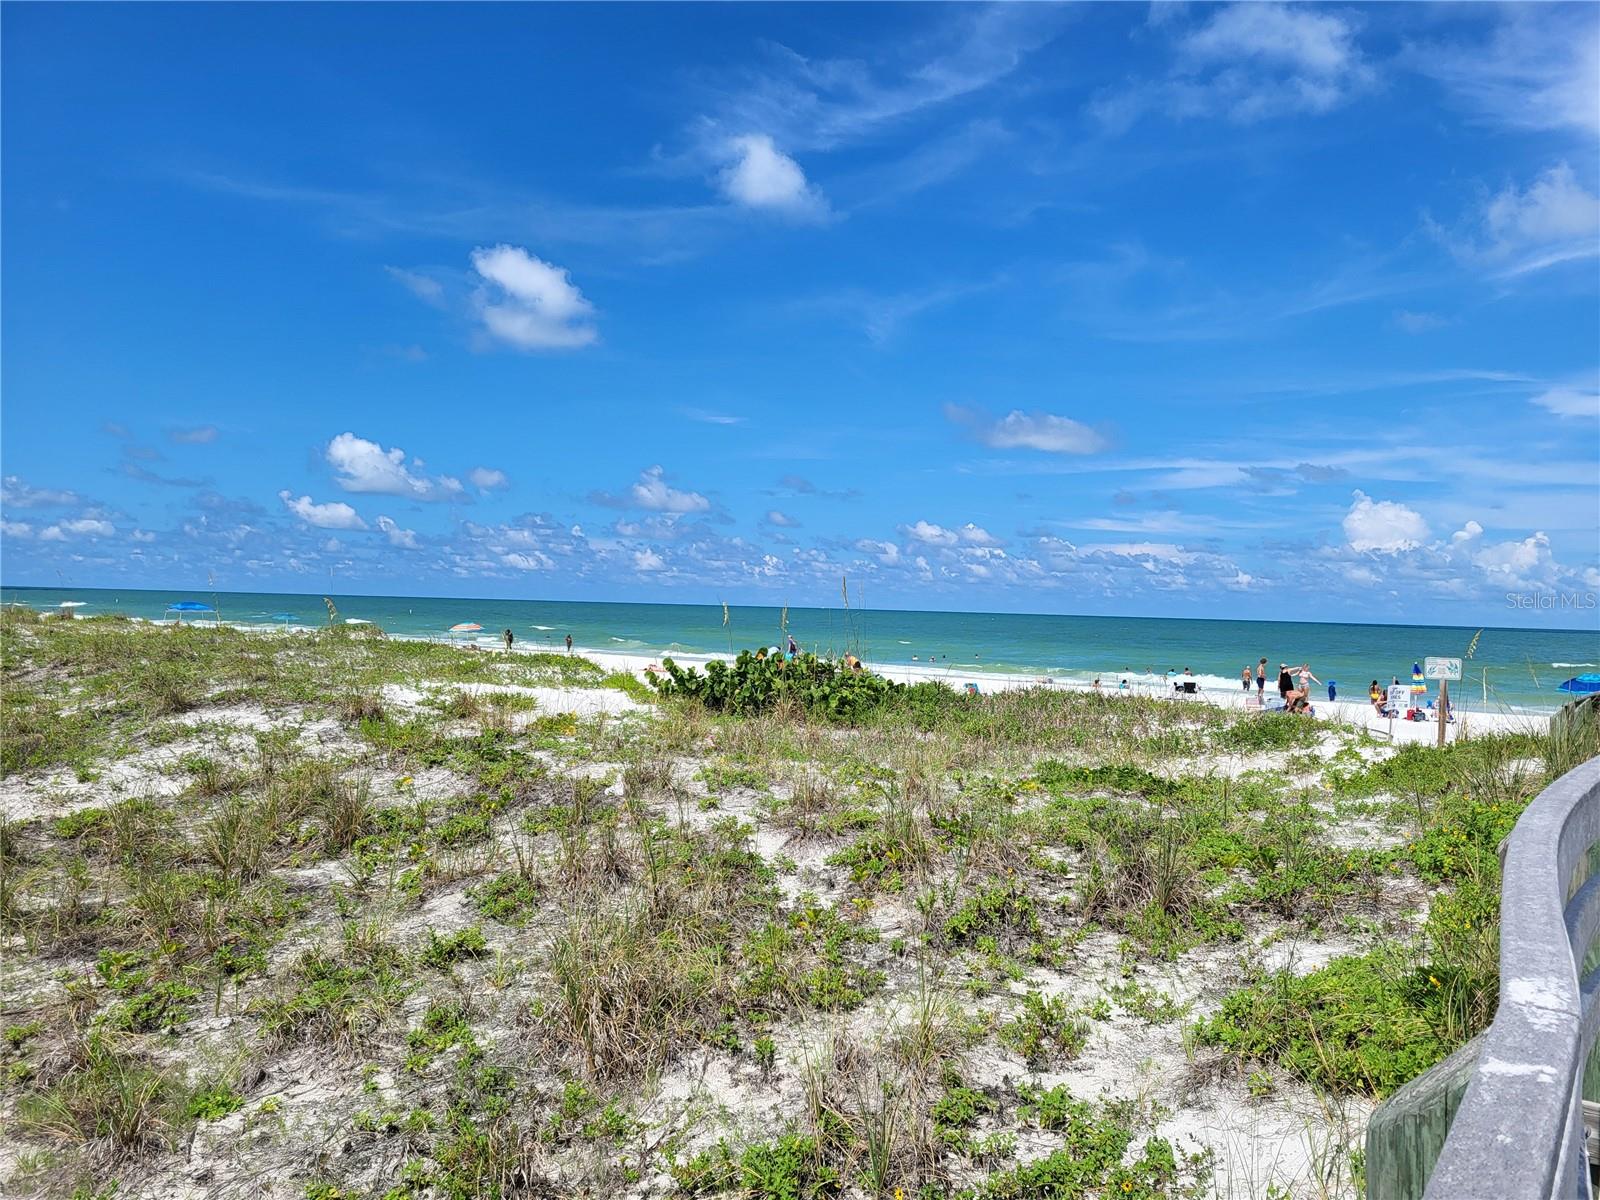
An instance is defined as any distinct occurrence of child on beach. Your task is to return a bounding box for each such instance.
[1241,667,1252,691]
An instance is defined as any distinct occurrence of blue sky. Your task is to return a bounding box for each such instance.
[2,2,1597,625]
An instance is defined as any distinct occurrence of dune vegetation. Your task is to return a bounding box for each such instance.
[1,609,1590,1200]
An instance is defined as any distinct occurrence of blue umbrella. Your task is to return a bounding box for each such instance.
[166,601,215,624]
[1558,674,1600,695]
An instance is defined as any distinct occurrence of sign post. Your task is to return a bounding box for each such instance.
[1424,658,1462,747]
[1386,684,1410,741]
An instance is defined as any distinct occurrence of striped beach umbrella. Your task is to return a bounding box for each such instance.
[1411,661,1427,695]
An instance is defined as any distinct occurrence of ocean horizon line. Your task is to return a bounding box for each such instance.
[2,581,1593,637]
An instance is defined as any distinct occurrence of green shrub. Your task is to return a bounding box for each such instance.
[973,1089,1183,1197]
[944,878,1041,946]
[999,992,1088,1068]
[184,1084,244,1121]
[650,650,906,724]
[256,938,409,1052]
[739,1132,842,1200]
[1195,948,1453,1097]
[470,872,538,923]
[421,926,489,969]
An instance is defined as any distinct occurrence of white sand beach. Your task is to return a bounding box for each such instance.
[571,644,1549,745]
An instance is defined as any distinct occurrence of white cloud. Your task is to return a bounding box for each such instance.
[1434,162,1600,277]
[1410,9,1600,137]
[956,522,1003,547]
[1392,310,1447,334]
[681,407,745,425]
[765,510,801,528]
[627,466,711,514]
[717,134,827,218]
[375,515,419,549]
[2,520,34,538]
[634,548,666,572]
[385,265,446,305]
[468,466,509,491]
[696,6,1065,155]
[39,518,115,541]
[1,476,79,508]
[501,551,554,571]
[1092,2,1374,130]
[279,491,367,531]
[326,433,463,500]
[129,529,157,543]
[854,538,902,566]
[1531,385,1600,420]
[946,405,1107,454]
[470,245,598,350]
[1080,542,1195,563]
[901,520,960,547]
[1451,520,1484,545]
[1472,531,1559,591]
[169,425,219,445]
[1343,490,1429,553]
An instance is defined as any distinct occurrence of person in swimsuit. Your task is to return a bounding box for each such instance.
[564,634,573,654]
[1241,666,1252,691]
[1256,658,1267,695]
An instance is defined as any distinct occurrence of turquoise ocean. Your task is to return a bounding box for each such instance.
[3,585,1596,715]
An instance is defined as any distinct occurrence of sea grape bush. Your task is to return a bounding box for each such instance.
[648,650,908,723]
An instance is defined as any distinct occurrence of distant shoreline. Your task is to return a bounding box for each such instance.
[9,603,1556,738]
[2,582,1594,635]
[4,586,1587,718]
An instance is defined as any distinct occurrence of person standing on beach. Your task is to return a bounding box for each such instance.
[1277,664,1294,702]
[565,633,573,654]
[1327,680,1337,702]
[1256,658,1267,696]
[503,628,514,653]
[1241,666,1252,691]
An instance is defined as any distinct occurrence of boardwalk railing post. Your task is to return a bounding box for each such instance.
[1366,754,1600,1200]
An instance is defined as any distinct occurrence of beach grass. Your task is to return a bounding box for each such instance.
[0,609,1590,1198]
